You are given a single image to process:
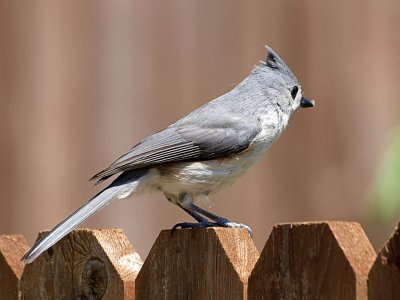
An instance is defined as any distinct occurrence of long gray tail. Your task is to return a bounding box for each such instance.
[21,185,124,264]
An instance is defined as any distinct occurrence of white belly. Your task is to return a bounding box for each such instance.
[152,143,269,197]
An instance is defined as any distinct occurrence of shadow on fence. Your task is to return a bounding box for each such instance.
[1,221,399,299]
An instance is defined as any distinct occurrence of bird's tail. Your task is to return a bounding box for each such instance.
[21,186,122,264]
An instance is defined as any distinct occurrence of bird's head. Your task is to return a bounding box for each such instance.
[255,46,315,114]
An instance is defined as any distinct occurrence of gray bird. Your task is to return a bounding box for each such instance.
[22,46,314,264]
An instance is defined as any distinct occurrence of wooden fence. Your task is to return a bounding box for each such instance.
[1,221,399,299]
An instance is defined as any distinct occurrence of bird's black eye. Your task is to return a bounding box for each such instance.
[291,86,299,99]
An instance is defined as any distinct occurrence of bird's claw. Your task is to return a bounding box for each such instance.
[171,221,219,235]
[223,222,254,237]
[171,221,253,237]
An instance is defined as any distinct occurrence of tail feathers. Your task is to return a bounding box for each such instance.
[21,186,122,264]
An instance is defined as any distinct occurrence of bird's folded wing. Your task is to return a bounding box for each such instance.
[91,113,261,183]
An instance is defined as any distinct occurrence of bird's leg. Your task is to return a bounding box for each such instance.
[169,193,253,237]
[179,206,211,224]
[171,206,219,232]
[171,193,219,232]
[189,203,253,237]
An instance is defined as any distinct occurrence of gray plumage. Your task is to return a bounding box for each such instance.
[22,46,314,264]
[92,114,261,183]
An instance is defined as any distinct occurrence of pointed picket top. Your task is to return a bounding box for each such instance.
[136,228,259,299]
[0,235,30,300]
[248,221,375,300]
[21,228,142,300]
[368,222,400,299]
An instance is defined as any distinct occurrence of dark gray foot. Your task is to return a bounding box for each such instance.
[171,221,219,234]
[215,220,254,237]
[171,220,253,237]
[172,194,254,237]
[190,204,254,237]
[172,221,218,230]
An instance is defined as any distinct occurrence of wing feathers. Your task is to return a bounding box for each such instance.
[91,114,261,183]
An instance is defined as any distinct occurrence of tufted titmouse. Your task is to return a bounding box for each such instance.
[22,46,314,263]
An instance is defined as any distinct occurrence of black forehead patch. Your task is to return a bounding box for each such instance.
[266,50,279,69]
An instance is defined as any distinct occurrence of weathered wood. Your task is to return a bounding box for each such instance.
[368,222,400,299]
[248,221,375,300]
[0,234,29,300]
[136,228,259,299]
[21,228,142,300]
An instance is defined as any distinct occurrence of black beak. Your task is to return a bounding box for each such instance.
[300,97,315,108]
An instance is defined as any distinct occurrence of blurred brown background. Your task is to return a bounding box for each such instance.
[1,0,399,259]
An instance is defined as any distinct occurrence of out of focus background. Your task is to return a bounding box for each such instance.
[1,1,400,259]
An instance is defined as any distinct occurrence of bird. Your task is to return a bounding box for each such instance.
[22,46,315,264]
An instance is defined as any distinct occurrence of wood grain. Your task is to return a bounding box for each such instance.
[20,228,142,300]
[248,221,375,300]
[136,228,259,300]
[0,234,29,300]
[368,222,400,299]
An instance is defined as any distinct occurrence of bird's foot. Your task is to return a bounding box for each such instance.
[171,221,219,234]
[220,221,253,237]
[171,220,253,237]
[187,203,253,237]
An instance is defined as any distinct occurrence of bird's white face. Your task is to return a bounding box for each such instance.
[289,85,303,113]
[279,83,314,116]
[266,84,303,118]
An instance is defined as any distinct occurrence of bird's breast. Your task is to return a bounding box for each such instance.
[152,142,269,197]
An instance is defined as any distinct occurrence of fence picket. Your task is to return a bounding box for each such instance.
[136,228,259,299]
[368,222,400,299]
[20,229,142,300]
[248,222,376,300]
[0,235,29,300]
[2,221,400,298]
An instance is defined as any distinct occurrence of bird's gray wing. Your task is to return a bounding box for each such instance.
[91,113,261,183]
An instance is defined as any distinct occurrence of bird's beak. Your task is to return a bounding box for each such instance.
[300,97,315,108]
